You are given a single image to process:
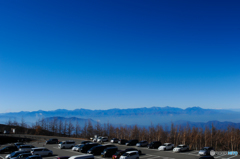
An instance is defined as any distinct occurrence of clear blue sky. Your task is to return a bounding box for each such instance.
[0,0,240,113]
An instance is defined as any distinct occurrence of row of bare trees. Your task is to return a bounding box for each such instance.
[4,117,240,151]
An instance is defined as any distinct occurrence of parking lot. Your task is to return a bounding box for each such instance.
[0,134,239,159]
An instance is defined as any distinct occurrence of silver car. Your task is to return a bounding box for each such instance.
[136,141,148,147]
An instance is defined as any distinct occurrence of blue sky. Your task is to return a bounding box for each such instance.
[0,0,240,113]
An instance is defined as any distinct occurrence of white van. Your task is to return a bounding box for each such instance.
[58,140,75,149]
[68,154,94,159]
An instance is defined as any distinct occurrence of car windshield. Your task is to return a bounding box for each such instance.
[11,152,18,157]
[59,142,62,144]
[201,148,208,150]
[163,143,168,146]
[140,141,145,143]
[122,153,128,156]
[177,146,183,148]
[114,151,121,155]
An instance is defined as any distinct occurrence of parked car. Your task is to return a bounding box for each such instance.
[31,148,53,156]
[26,155,42,159]
[72,145,82,151]
[198,147,214,156]
[118,139,128,145]
[0,146,18,154]
[136,141,148,147]
[125,148,142,155]
[88,145,116,155]
[110,138,119,143]
[6,151,30,159]
[46,138,59,144]
[87,145,105,155]
[18,145,35,151]
[97,137,108,143]
[68,154,94,159]
[79,143,99,153]
[93,137,102,142]
[125,140,138,146]
[11,153,32,159]
[112,150,127,159]
[81,141,92,145]
[119,151,139,159]
[158,143,174,150]
[199,156,215,159]
[147,141,162,149]
[58,140,75,149]
[14,143,25,149]
[101,147,118,157]
[173,145,189,152]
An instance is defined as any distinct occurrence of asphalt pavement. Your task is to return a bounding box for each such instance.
[0,134,239,159]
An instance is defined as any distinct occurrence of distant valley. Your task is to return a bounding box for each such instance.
[1,106,240,129]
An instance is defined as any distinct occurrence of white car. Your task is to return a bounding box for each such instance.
[120,151,139,159]
[158,143,174,150]
[31,147,53,156]
[93,136,101,142]
[58,140,75,149]
[72,144,82,151]
[18,145,35,151]
[173,145,189,152]
[97,137,108,142]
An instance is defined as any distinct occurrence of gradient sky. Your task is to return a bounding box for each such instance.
[0,0,240,113]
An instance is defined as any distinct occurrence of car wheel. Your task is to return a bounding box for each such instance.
[136,157,139,159]
[48,153,52,156]
[164,148,166,151]
[63,146,65,149]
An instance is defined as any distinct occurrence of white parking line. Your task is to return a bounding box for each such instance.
[144,154,175,159]
[226,155,239,159]
[215,154,228,158]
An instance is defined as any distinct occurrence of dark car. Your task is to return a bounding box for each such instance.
[14,143,25,149]
[88,145,116,155]
[26,155,42,159]
[125,148,142,155]
[46,138,59,144]
[110,138,119,143]
[118,139,128,145]
[112,150,127,159]
[81,141,92,145]
[11,153,32,159]
[6,151,30,159]
[56,156,70,159]
[199,156,215,159]
[79,143,99,153]
[87,145,106,155]
[199,147,215,156]
[0,146,18,154]
[101,147,118,157]
[125,140,139,146]
[147,141,162,149]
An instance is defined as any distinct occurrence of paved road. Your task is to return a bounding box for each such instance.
[0,134,239,159]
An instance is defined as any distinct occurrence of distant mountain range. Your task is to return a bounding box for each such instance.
[1,106,240,129]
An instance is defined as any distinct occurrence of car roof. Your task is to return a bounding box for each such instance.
[32,147,46,149]
[69,154,94,158]
[125,151,138,154]
[18,153,31,155]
